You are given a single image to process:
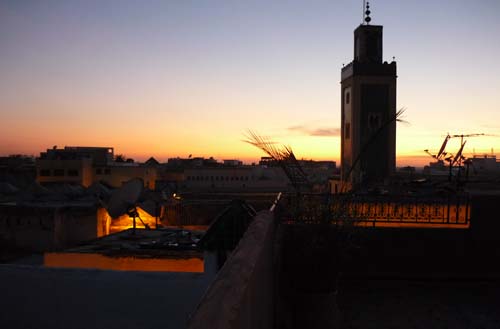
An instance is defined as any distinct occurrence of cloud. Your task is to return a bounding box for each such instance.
[309,128,341,136]
[288,125,340,137]
[288,125,305,132]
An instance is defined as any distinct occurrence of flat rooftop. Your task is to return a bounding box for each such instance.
[56,228,204,257]
[45,228,207,272]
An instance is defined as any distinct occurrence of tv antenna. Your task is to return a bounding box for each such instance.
[452,140,467,167]
[449,133,487,145]
[105,178,145,235]
[424,134,451,161]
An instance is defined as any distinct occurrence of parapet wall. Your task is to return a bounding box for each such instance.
[0,204,102,251]
[187,210,276,329]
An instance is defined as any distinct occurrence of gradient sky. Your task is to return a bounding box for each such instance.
[1,0,499,166]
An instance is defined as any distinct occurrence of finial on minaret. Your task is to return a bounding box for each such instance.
[364,1,372,24]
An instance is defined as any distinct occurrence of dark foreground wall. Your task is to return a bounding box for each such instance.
[187,210,276,329]
[0,265,213,329]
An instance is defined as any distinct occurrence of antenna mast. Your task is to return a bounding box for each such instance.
[364,1,372,25]
[362,0,366,24]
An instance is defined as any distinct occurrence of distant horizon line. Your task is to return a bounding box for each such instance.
[1,150,482,168]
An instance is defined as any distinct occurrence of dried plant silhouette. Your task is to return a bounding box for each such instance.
[243,108,407,225]
[243,130,309,192]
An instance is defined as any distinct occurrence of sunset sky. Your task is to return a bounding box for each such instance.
[1,0,499,166]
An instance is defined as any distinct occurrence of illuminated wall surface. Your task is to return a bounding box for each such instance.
[337,202,470,229]
[101,207,159,234]
[44,252,204,273]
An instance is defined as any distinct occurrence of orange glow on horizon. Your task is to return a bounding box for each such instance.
[1,126,498,168]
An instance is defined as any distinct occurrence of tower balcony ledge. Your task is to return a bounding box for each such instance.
[341,60,397,81]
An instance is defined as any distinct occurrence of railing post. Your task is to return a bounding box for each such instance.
[446,196,450,224]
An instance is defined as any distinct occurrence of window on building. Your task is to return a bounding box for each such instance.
[53,169,64,176]
[345,123,351,139]
[67,169,79,177]
[345,92,350,105]
[39,169,51,177]
[104,168,111,175]
[96,168,102,175]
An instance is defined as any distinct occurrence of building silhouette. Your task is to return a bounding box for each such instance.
[340,14,397,188]
[36,146,158,189]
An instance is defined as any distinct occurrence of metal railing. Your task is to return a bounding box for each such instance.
[285,193,471,228]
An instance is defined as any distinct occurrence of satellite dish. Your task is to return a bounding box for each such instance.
[139,199,163,229]
[139,199,161,217]
[105,178,144,234]
[107,178,143,218]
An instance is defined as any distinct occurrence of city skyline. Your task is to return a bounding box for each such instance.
[1,0,500,167]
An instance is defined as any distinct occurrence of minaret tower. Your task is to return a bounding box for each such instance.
[340,2,397,188]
